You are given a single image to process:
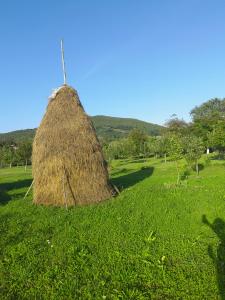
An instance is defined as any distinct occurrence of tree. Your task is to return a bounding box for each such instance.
[207,121,225,157]
[165,115,189,136]
[190,98,225,152]
[168,135,184,184]
[190,98,225,121]
[128,128,148,156]
[147,137,161,158]
[183,136,205,175]
[17,141,32,170]
[158,135,170,163]
[2,146,16,168]
[103,138,135,161]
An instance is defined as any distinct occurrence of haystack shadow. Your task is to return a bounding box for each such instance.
[112,167,154,190]
[202,214,225,299]
[0,179,32,205]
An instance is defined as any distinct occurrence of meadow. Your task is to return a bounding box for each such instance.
[0,157,225,299]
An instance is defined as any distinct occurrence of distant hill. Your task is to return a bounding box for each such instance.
[92,116,163,141]
[0,115,163,144]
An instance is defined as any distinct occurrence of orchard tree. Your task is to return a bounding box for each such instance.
[207,121,225,157]
[159,135,170,163]
[147,137,161,158]
[165,115,189,136]
[128,128,148,156]
[168,135,184,184]
[2,146,16,168]
[183,135,205,176]
[103,138,135,161]
[17,141,32,170]
[190,98,225,152]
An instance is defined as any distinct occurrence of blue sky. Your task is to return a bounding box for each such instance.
[1,0,225,132]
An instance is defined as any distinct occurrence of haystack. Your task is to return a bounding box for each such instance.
[32,85,114,206]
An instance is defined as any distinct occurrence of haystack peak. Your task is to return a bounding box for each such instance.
[48,84,75,101]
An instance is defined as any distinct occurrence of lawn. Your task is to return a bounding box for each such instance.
[0,157,225,299]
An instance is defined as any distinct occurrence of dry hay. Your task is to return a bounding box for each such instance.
[32,85,114,206]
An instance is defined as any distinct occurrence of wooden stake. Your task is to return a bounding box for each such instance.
[24,180,34,200]
[61,39,67,85]
[62,167,68,210]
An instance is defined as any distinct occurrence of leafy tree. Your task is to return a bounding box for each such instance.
[158,135,170,163]
[168,135,184,184]
[128,128,148,156]
[183,136,205,175]
[2,146,16,168]
[17,141,32,170]
[207,121,225,157]
[190,98,225,121]
[147,137,161,158]
[165,115,189,136]
[103,138,135,161]
[190,98,225,151]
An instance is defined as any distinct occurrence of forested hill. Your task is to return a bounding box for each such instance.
[92,116,163,140]
[0,115,163,144]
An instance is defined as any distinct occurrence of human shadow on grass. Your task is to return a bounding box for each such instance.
[111,167,154,190]
[202,215,225,299]
[0,179,32,205]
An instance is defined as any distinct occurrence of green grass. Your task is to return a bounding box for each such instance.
[0,158,225,299]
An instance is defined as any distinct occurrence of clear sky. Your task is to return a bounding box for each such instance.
[1,0,225,132]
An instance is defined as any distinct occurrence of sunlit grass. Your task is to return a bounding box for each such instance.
[0,158,224,299]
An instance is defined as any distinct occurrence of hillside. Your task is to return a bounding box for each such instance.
[0,115,163,144]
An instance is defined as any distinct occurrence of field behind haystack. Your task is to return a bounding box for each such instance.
[0,157,225,299]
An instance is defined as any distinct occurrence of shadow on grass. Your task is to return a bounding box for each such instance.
[0,179,32,205]
[202,215,225,299]
[112,167,154,190]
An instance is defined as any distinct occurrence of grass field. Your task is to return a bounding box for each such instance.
[0,157,225,299]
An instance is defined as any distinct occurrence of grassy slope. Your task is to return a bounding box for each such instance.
[0,158,224,299]
[0,116,163,144]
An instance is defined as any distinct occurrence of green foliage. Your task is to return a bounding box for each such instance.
[168,135,183,161]
[0,158,224,298]
[128,128,148,156]
[190,98,225,121]
[190,98,225,148]
[147,136,170,159]
[165,115,189,136]
[208,121,225,155]
[1,146,16,167]
[182,136,205,175]
[16,141,32,166]
[103,138,135,160]
[167,135,184,183]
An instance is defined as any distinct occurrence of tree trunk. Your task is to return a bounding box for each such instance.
[164,153,167,163]
[206,148,210,155]
[10,162,12,168]
[196,161,199,176]
[175,161,180,184]
[25,159,27,171]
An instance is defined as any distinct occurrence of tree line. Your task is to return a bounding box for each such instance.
[103,98,225,182]
[0,98,224,173]
[0,141,32,170]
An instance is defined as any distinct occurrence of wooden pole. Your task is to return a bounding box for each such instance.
[24,180,34,200]
[61,39,67,85]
